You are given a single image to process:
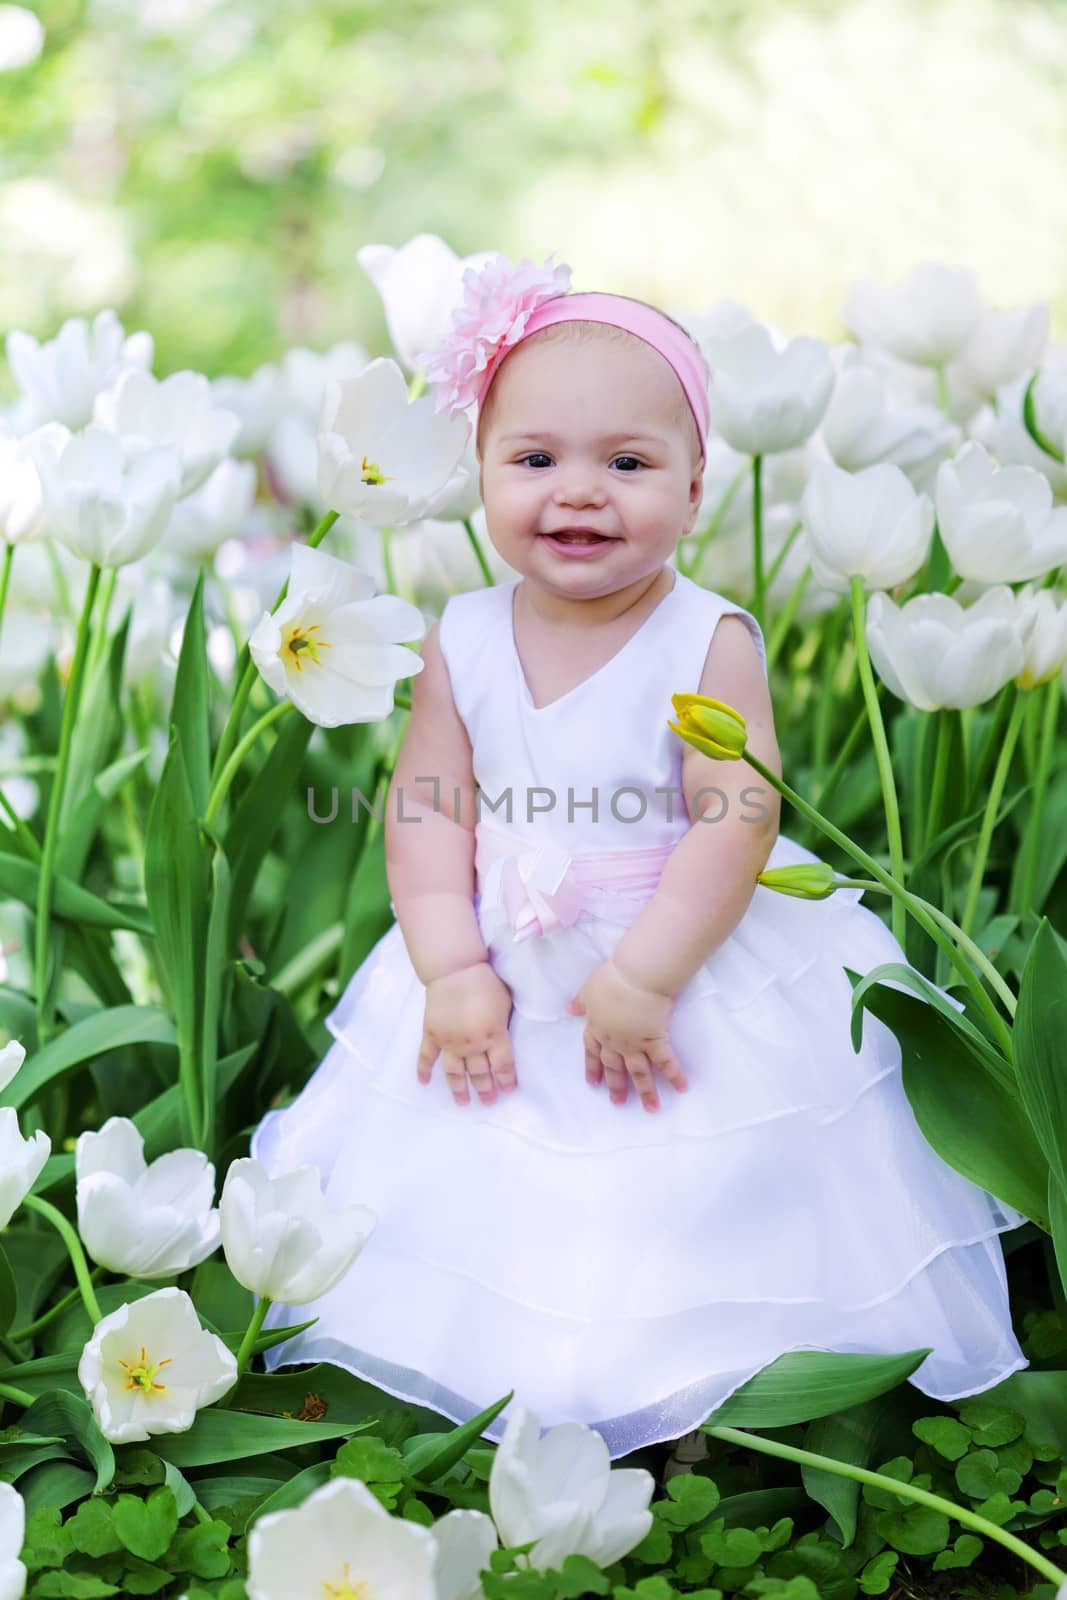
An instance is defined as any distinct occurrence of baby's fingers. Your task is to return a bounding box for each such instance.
[650,1043,688,1095]
[488,1037,518,1094]
[416,1034,440,1085]
[624,1051,660,1114]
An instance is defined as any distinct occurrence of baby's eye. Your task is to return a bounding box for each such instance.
[518,453,553,468]
[612,455,645,472]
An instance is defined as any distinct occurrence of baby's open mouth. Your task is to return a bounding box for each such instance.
[540,531,613,545]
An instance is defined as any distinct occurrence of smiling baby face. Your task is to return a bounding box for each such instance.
[475,320,705,600]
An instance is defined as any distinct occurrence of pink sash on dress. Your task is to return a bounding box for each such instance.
[475,818,677,942]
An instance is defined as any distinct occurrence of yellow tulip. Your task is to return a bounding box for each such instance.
[756,862,838,900]
[668,693,748,761]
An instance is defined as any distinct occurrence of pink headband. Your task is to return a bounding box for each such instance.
[417,255,710,458]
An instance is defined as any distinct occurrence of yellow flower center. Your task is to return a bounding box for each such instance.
[322,1565,371,1598]
[118,1345,172,1395]
[360,455,394,487]
[283,621,332,673]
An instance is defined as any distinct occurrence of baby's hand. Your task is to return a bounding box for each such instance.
[566,959,688,1114]
[417,960,518,1107]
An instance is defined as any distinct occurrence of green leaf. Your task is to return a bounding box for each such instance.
[912,1415,972,1461]
[704,1349,930,1428]
[801,1393,899,1546]
[168,1518,233,1581]
[152,1407,369,1467]
[21,1503,73,1570]
[857,1550,899,1595]
[113,1486,179,1562]
[0,1005,176,1112]
[334,1435,406,1482]
[1015,918,1067,1193]
[700,1522,762,1565]
[223,707,313,951]
[18,1458,96,1514]
[955,1448,1022,1500]
[0,1241,16,1333]
[143,724,211,1141]
[401,1390,514,1484]
[250,1459,332,1521]
[67,1497,123,1557]
[874,1503,950,1555]
[57,747,148,883]
[655,1474,721,1529]
[0,852,154,937]
[170,568,211,817]
[30,1573,120,1597]
[956,1400,1025,1447]
[21,1392,115,1494]
[932,1532,984,1570]
[848,973,1047,1225]
[848,959,1011,1090]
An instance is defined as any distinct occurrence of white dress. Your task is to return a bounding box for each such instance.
[250,568,1029,1458]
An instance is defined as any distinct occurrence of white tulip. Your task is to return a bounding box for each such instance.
[317,358,471,527]
[247,1477,442,1600]
[951,302,1050,404]
[1013,586,1067,689]
[821,350,959,489]
[974,366,1067,498]
[489,1406,655,1573]
[936,442,1067,584]
[92,368,241,500]
[866,587,1028,710]
[357,233,500,375]
[4,308,153,432]
[220,1156,376,1305]
[27,424,182,568]
[78,1286,237,1443]
[0,1108,50,1228]
[0,1040,25,1095]
[430,1509,499,1600]
[0,1481,26,1600]
[212,363,287,458]
[841,263,983,366]
[248,542,426,726]
[0,423,69,543]
[800,461,934,594]
[163,457,257,563]
[75,1116,221,1278]
[705,323,834,456]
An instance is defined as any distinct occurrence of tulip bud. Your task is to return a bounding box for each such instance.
[669,693,748,760]
[757,862,838,900]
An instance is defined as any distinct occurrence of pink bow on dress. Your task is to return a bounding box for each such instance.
[498,841,585,941]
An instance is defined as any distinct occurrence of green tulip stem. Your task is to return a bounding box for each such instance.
[0,1381,35,1408]
[230,1296,271,1393]
[762,517,803,595]
[9,1269,105,1343]
[0,540,13,656]
[935,362,951,415]
[750,455,765,631]
[766,563,812,672]
[832,879,1016,1018]
[924,710,952,853]
[84,565,118,679]
[738,746,1014,1055]
[849,577,907,945]
[394,690,412,711]
[34,559,103,1044]
[204,698,295,830]
[960,691,1028,940]
[1016,673,1061,916]
[462,517,494,587]
[21,1193,103,1326]
[210,508,340,787]
[380,524,397,595]
[705,1424,1066,1588]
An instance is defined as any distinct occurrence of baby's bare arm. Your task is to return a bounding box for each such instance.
[386,623,516,1102]
[386,621,486,983]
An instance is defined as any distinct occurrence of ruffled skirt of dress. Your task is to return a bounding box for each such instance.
[250,834,1029,1459]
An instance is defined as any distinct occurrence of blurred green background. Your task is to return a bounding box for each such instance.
[2,0,1065,383]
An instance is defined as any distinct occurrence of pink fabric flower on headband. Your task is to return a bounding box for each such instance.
[417,252,573,418]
